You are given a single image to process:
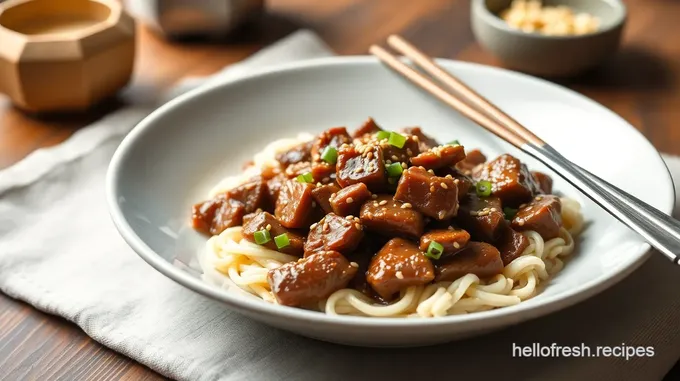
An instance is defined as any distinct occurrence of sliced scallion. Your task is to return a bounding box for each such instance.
[448,139,460,146]
[296,172,314,183]
[386,162,404,177]
[321,146,338,164]
[253,229,271,245]
[476,180,492,197]
[388,131,407,149]
[274,233,290,249]
[504,207,518,220]
[425,241,444,260]
[376,130,390,141]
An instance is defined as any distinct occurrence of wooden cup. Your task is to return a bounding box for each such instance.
[0,0,136,113]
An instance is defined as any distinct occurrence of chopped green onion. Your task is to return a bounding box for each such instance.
[425,241,444,260]
[320,146,338,164]
[296,172,314,183]
[388,131,407,149]
[476,180,492,197]
[448,139,460,146]
[376,130,390,141]
[253,229,271,245]
[386,162,404,177]
[503,207,517,220]
[274,233,290,249]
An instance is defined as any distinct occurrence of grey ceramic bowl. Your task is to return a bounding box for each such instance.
[471,0,627,77]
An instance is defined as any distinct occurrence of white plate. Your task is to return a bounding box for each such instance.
[107,57,674,346]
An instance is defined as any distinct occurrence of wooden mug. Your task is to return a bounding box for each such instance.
[0,0,136,113]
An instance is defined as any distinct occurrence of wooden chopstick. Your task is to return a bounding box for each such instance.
[385,35,545,147]
[368,44,527,148]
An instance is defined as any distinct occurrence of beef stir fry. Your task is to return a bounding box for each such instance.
[192,119,563,308]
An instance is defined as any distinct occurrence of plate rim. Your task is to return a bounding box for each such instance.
[106,55,676,329]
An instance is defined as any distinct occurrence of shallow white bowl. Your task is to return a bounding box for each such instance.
[106,56,674,347]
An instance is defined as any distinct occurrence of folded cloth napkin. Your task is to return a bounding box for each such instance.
[1,30,680,381]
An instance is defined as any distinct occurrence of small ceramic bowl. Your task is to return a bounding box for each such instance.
[0,0,135,113]
[471,0,627,77]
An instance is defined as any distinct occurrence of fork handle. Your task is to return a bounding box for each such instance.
[524,144,680,263]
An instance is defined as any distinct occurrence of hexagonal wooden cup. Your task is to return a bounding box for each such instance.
[0,0,136,113]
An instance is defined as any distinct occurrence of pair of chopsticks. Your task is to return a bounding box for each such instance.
[370,35,680,264]
[370,35,542,150]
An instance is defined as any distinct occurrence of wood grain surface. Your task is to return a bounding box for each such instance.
[1,0,679,379]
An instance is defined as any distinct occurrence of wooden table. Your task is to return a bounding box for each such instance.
[1,0,679,379]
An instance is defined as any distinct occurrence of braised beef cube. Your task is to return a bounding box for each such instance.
[283,161,312,179]
[456,149,487,173]
[192,197,245,235]
[330,183,372,216]
[457,194,505,242]
[242,211,305,256]
[473,154,540,206]
[242,211,257,226]
[266,174,287,205]
[353,117,382,138]
[259,165,280,180]
[419,228,470,258]
[400,127,439,152]
[512,195,562,240]
[435,242,504,281]
[496,225,529,265]
[227,177,268,213]
[437,167,474,201]
[410,144,466,170]
[394,167,458,220]
[276,141,312,168]
[275,179,315,228]
[311,127,353,160]
[532,171,553,194]
[311,183,341,214]
[380,135,420,166]
[367,238,435,300]
[304,213,364,255]
[336,144,387,192]
[359,195,424,239]
[311,162,336,184]
[268,251,357,306]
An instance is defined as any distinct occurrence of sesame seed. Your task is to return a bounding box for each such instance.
[440,183,448,189]
[406,148,413,156]
[310,223,318,229]
[316,182,322,187]
[445,174,453,179]
[428,169,435,175]
[490,207,497,212]
[350,262,359,268]
[453,242,460,249]
[391,155,399,161]
[395,271,404,279]
[347,197,354,204]
[518,220,525,226]
[385,160,392,165]
[265,224,272,231]
[355,223,362,230]
[367,152,373,160]
[430,186,436,192]
[379,200,388,206]
[401,162,408,169]
[371,194,378,199]
[438,211,446,219]
[354,167,363,173]
[519,203,527,208]
[373,202,379,207]
[447,226,454,230]
[401,203,412,209]
[346,215,353,220]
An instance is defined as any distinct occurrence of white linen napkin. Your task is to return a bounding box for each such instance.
[1,30,680,381]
